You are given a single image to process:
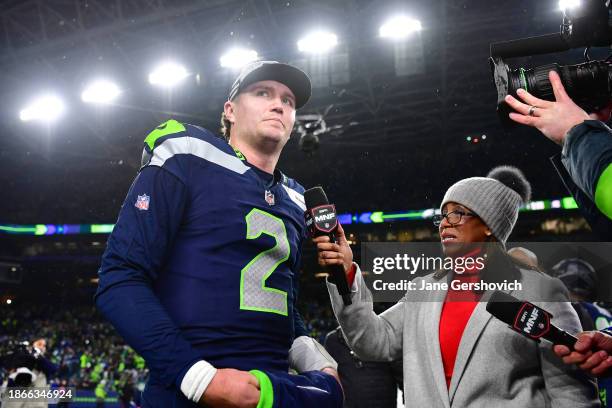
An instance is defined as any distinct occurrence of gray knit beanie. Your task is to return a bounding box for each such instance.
[440,166,531,244]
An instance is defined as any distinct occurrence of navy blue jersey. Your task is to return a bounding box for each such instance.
[95,120,309,390]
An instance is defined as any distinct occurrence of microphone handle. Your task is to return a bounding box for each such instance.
[328,233,352,306]
[545,326,578,348]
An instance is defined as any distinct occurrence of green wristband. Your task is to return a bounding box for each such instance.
[249,369,274,408]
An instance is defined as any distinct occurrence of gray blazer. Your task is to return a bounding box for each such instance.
[327,265,600,408]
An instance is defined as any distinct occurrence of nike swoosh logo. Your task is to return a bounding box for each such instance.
[296,386,330,394]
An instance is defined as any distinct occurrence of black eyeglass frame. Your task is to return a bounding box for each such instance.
[432,210,476,227]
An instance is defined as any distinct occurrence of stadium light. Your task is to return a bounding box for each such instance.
[559,0,580,11]
[297,30,338,54]
[81,79,121,104]
[6,299,12,305]
[19,94,65,122]
[220,48,259,69]
[379,15,422,39]
[148,61,189,88]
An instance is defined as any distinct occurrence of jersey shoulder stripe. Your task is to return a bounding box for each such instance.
[142,120,249,176]
[183,123,232,152]
[144,120,228,152]
[282,184,306,212]
[144,119,186,151]
[149,136,250,175]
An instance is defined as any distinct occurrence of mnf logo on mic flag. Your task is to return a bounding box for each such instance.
[304,204,337,236]
[512,302,552,341]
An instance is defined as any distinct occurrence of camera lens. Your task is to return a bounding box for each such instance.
[492,58,612,121]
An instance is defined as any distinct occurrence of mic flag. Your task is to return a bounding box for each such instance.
[304,203,338,237]
[486,290,577,348]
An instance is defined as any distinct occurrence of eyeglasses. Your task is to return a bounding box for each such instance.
[432,210,476,227]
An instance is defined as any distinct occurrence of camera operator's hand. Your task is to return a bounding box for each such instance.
[32,339,46,356]
[505,70,590,145]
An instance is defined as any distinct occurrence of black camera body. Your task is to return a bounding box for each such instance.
[296,114,325,153]
[490,0,612,121]
[2,341,41,387]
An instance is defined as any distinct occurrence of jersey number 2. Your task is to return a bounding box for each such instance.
[240,208,289,316]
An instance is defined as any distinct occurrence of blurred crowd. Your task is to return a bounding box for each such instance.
[0,304,148,405]
[0,302,339,406]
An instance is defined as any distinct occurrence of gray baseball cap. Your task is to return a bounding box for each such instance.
[228,60,311,109]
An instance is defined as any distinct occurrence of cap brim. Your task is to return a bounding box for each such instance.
[239,63,311,109]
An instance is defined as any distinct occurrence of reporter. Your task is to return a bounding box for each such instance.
[505,70,612,237]
[317,166,600,407]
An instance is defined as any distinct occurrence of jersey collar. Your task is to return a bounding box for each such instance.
[231,145,288,187]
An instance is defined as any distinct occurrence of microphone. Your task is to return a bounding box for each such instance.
[486,290,577,348]
[304,186,352,306]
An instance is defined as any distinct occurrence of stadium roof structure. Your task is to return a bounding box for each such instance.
[0,0,592,223]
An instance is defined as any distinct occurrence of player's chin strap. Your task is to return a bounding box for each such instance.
[289,336,338,372]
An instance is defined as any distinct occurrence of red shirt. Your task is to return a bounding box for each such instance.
[438,249,484,388]
[346,250,485,389]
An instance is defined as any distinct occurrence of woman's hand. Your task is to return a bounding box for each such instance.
[312,223,353,276]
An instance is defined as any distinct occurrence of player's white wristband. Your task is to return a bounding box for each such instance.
[289,336,338,372]
[180,360,217,403]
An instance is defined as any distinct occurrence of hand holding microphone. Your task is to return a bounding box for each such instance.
[304,187,353,305]
[312,223,353,283]
[486,290,578,347]
[553,331,612,377]
[487,291,612,377]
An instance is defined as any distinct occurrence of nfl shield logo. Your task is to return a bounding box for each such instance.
[135,194,150,211]
[265,190,275,206]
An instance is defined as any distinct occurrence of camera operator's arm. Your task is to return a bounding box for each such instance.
[34,355,57,379]
[506,70,612,220]
[32,339,57,378]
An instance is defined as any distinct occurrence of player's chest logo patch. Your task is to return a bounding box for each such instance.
[135,194,150,210]
[265,190,275,206]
